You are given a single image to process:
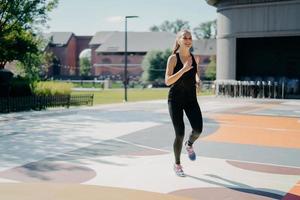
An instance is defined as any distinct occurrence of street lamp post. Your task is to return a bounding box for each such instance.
[124,15,138,102]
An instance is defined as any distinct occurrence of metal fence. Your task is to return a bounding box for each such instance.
[215,80,300,99]
[201,81,215,93]
[0,94,94,113]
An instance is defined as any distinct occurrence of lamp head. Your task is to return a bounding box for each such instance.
[125,16,139,19]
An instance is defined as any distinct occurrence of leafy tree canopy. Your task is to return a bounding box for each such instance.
[141,49,172,83]
[0,0,59,69]
[150,19,190,34]
[204,55,216,80]
[193,19,217,39]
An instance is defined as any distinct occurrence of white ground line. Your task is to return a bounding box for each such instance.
[113,138,171,153]
[116,138,300,169]
[244,112,300,118]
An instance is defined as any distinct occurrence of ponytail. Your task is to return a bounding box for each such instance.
[172,42,180,54]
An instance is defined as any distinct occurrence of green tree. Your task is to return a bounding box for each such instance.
[79,57,91,78]
[40,51,56,79]
[0,0,59,69]
[0,27,39,69]
[149,19,190,34]
[141,49,172,83]
[172,19,190,33]
[149,25,160,32]
[193,19,217,39]
[16,51,43,81]
[205,55,216,80]
[17,52,56,81]
[159,20,174,32]
[15,35,55,81]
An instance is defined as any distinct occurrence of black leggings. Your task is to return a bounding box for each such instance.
[168,100,203,164]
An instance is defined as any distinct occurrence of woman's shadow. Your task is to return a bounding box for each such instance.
[185,173,287,200]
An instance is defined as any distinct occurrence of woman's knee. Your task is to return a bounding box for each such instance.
[192,128,202,136]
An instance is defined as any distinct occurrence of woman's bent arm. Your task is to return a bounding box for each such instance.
[165,55,193,86]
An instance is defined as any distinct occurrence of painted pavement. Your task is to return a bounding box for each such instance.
[0,96,299,200]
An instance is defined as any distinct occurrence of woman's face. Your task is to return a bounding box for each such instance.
[178,32,192,49]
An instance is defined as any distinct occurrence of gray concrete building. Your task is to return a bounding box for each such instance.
[206,0,300,83]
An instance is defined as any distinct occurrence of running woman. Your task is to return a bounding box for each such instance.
[165,30,203,177]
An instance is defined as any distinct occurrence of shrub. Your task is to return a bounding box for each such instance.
[32,81,73,96]
[0,69,14,97]
[10,77,32,97]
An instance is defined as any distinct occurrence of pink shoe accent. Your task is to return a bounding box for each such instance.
[174,164,185,177]
[185,142,196,161]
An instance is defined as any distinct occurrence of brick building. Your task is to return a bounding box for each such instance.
[89,31,174,80]
[90,31,216,80]
[44,31,216,80]
[192,39,216,78]
[44,32,92,78]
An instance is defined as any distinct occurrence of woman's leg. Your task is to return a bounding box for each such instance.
[168,101,185,164]
[184,101,203,146]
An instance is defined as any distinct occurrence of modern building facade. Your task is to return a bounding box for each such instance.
[207,0,300,82]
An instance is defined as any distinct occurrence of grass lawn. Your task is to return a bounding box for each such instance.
[72,88,213,105]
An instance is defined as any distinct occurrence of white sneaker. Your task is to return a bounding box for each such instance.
[174,164,185,177]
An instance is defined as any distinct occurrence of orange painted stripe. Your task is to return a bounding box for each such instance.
[203,114,300,148]
[212,114,300,130]
[282,181,300,200]
[224,103,279,114]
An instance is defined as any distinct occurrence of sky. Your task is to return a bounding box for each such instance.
[45,0,217,36]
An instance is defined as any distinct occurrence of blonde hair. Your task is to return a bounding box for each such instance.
[172,30,192,54]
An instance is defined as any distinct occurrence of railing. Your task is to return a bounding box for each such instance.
[215,80,300,99]
[0,94,94,113]
[69,95,94,106]
[201,81,215,93]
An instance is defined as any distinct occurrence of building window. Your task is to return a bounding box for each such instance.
[102,58,112,64]
[121,58,131,64]
[202,57,211,64]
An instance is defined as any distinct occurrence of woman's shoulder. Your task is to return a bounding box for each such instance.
[167,54,178,68]
[169,53,177,59]
[168,54,177,63]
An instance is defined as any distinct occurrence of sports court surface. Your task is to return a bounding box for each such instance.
[0,96,299,200]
